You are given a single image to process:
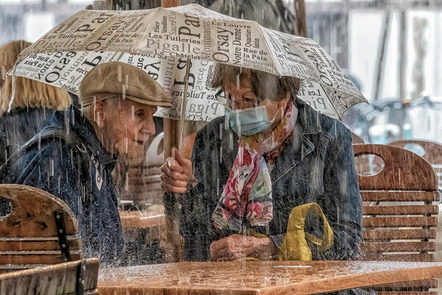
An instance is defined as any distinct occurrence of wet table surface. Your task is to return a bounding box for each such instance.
[119,205,165,230]
[98,260,442,295]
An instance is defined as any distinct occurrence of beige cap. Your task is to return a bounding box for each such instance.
[79,61,172,108]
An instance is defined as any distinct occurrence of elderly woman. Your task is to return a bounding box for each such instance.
[161,64,362,263]
[0,40,71,165]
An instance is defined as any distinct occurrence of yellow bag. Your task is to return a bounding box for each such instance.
[277,203,333,261]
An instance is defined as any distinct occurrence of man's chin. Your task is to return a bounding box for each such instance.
[119,146,147,165]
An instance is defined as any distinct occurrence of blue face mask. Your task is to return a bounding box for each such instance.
[226,103,276,136]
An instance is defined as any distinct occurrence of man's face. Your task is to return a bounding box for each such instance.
[100,97,157,159]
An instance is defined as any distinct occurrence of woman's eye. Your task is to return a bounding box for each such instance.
[244,98,257,105]
[243,95,256,101]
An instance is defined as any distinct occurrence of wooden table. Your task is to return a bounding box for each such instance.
[119,211,165,230]
[98,260,442,295]
[119,205,166,230]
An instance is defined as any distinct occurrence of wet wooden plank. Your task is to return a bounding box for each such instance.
[361,242,436,252]
[353,144,438,191]
[356,144,440,294]
[377,292,438,295]
[363,229,437,240]
[0,252,82,264]
[363,205,439,215]
[0,237,81,251]
[0,266,30,274]
[0,258,99,294]
[351,133,364,144]
[361,191,439,202]
[363,216,438,227]
[371,278,438,290]
[359,253,435,262]
[98,261,442,295]
[119,207,166,230]
[0,184,78,237]
[388,140,442,165]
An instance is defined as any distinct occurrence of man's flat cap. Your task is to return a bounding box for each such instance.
[79,61,172,107]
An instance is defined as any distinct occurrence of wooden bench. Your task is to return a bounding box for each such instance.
[351,132,364,144]
[389,139,442,190]
[0,184,82,274]
[0,258,99,294]
[354,144,440,294]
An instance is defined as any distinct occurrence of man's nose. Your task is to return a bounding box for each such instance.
[141,116,155,136]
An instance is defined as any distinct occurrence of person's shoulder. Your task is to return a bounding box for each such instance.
[191,116,227,157]
[20,127,80,166]
[296,100,351,139]
[196,115,226,140]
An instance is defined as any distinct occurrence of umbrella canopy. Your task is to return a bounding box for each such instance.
[12,3,367,121]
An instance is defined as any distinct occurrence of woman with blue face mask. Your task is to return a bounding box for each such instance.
[161,64,363,267]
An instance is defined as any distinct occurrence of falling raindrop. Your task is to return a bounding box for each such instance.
[50,158,54,177]
[131,105,135,121]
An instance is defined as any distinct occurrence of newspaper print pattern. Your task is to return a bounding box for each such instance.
[13,4,367,121]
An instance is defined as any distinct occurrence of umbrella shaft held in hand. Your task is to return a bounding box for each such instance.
[178,58,192,154]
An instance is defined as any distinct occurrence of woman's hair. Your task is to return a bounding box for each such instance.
[211,63,301,103]
[0,40,72,115]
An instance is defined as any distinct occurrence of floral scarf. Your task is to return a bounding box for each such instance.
[212,102,298,231]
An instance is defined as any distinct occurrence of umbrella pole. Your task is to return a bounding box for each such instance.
[295,0,308,37]
[162,0,182,263]
[178,58,192,154]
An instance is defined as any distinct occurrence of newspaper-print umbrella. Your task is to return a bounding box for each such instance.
[11,3,367,122]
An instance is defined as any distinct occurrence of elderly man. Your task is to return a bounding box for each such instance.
[3,61,172,264]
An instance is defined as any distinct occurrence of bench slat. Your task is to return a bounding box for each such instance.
[0,237,81,251]
[363,217,438,227]
[377,292,437,295]
[361,242,435,252]
[0,253,82,264]
[361,191,439,202]
[359,253,434,262]
[0,258,99,292]
[363,205,439,215]
[363,229,437,240]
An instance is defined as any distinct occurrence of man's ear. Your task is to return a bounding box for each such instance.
[92,100,106,128]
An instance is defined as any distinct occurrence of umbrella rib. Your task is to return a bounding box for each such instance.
[254,24,281,77]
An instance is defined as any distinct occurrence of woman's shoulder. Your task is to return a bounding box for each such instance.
[195,115,226,141]
[296,100,351,140]
[192,115,230,156]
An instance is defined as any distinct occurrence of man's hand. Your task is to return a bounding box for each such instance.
[160,148,193,193]
[210,234,277,261]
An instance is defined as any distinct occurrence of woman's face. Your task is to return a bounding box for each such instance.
[223,77,289,123]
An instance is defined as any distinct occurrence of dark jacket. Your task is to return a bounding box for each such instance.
[167,100,363,262]
[0,107,56,165]
[3,105,124,264]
